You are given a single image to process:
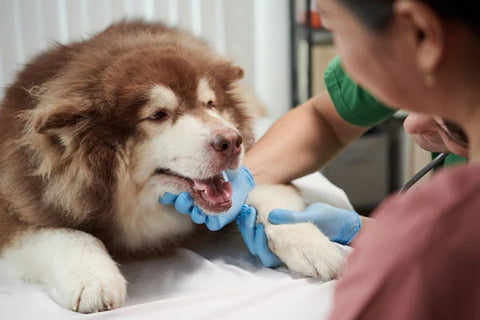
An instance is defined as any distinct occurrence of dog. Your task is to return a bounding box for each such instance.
[0,21,344,313]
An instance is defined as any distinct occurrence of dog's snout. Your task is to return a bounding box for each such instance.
[211,131,242,155]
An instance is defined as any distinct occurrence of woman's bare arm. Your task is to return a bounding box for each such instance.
[244,91,368,184]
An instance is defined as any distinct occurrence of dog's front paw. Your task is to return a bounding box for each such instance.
[50,248,127,313]
[265,223,345,281]
[68,269,127,313]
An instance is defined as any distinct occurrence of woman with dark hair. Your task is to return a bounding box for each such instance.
[305,0,479,318]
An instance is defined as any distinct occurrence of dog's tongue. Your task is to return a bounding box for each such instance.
[192,174,233,205]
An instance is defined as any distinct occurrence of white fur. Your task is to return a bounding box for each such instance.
[247,185,345,280]
[148,85,179,113]
[135,115,214,181]
[114,155,195,251]
[207,109,239,130]
[197,78,216,104]
[1,229,127,313]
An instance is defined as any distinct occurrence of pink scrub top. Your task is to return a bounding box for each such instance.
[328,164,480,320]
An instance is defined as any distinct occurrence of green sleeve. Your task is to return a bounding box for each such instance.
[444,154,467,166]
[324,56,395,127]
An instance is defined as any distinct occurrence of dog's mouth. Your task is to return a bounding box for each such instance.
[156,168,233,213]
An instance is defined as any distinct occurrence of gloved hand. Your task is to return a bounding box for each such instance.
[269,203,362,245]
[236,205,282,267]
[159,165,255,231]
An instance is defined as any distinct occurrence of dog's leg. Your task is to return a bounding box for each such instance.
[247,184,345,281]
[0,216,126,313]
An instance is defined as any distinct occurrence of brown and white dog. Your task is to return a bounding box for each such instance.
[0,21,344,313]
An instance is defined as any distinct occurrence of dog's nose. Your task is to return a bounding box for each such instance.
[211,131,243,155]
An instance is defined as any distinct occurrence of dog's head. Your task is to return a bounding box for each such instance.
[26,39,255,216]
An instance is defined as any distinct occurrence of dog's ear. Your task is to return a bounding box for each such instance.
[229,66,244,81]
[218,63,244,83]
[217,64,244,90]
[34,105,90,134]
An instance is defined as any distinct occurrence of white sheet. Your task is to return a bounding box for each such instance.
[0,172,352,320]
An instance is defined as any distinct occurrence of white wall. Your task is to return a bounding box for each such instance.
[0,0,291,119]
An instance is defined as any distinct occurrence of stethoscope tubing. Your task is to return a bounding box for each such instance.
[400,152,449,192]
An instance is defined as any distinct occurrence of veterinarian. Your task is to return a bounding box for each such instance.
[163,0,480,317]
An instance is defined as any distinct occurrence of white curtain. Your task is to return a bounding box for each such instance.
[0,0,291,119]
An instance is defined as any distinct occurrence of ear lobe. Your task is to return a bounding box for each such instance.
[34,105,89,134]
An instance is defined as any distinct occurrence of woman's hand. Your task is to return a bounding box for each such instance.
[269,203,362,245]
[236,205,282,267]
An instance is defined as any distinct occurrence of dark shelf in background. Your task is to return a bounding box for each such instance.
[296,25,333,46]
[290,0,334,106]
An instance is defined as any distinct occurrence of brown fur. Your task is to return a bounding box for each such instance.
[0,21,254,256]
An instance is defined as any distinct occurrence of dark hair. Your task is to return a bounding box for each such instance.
[338,0,480,34]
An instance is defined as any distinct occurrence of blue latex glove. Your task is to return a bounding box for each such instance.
[159,165,255,231]
[269,203,362,245]
[236,205,282,267]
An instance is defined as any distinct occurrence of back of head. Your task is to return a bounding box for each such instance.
[337,0,480,34]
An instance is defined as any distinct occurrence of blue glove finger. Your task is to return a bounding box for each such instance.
[226,165,256,189]
[255,224,282,268]
[205,209,239,231]
[236,205,258,255]
[191,207,207,224]
[211,207,240,229]
[204,215,222,231]
[334,213,362,245]
[174,192,194,214]
[268,209,304,224]
[159,192,178,205]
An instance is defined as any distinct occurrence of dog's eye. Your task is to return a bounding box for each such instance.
[206,100,215,109]
[149,110,168,121]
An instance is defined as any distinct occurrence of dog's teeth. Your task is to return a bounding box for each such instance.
[222,171,229,182]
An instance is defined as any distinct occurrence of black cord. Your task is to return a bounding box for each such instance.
[400,153,449,192]
[306,0,312,99]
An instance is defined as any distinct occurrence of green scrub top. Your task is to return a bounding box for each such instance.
[324,56,467,167]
